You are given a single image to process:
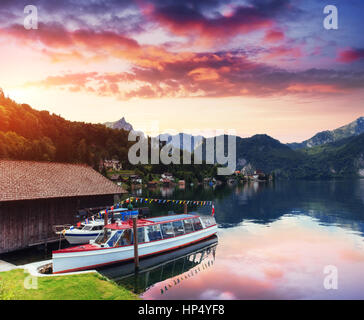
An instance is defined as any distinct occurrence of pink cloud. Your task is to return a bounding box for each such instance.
[337,48,364,63]
[264,30,285,43]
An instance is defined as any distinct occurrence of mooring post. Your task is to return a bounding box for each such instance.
[104,210,108,226]
[131,211,139,271]
[184,202,187,215]
[103,210,109,242]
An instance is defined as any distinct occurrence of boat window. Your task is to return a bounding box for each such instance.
[116,229,133,246]
[137,227,145,243]
[107,230,123,247]
[95,229,112,245]
[146,225,162,242]
[83,225,92,231]
[200,216,215,228]
[161,223,174,239]
[172,220,185,236]
[193,218,203,231]
[183,219,194,233]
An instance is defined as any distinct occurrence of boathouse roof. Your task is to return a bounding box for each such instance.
[0,160,126,202]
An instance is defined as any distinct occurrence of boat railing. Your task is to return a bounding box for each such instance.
[52,224,73,234]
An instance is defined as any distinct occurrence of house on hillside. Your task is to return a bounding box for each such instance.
[101,159,122,171]
[130,175,142,184]
[252,170,268,181]
[109,174,121,182]
[160,172,175,186]
[0,160,126,254]
[161,172,174,181]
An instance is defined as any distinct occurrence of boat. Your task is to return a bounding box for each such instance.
[55,208,129,244]
[52,212,217,274]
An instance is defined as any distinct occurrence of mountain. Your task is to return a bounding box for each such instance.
[288,117,364,149]
[197,132,364,179]
[298,133,364,178]
[104,117,133,131]
[198,134,305,177]
[235,134,305,175]
[157,133,204,152]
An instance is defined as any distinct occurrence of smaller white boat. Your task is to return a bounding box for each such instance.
[52,213,217,274]
[56,208,128,244]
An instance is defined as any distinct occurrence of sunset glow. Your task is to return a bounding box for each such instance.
[0,0,363,142]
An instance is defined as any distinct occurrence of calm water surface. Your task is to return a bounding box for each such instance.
[98,180,364,299]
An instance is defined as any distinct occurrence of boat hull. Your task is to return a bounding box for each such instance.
[53,225,217,274]
[64,232,101,244]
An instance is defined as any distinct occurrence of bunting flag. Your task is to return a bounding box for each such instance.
[115,198,213,207]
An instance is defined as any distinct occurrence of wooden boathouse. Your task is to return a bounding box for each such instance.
[0,160,126,254]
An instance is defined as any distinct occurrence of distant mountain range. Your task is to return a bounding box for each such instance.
[288,117,364,149]
[103,116,364,178]
[211,132,364,179]
[157,133,204,151]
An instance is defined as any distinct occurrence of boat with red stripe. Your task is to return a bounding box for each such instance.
[52,213,217,274]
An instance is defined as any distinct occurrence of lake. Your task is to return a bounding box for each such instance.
[98,180,364,299]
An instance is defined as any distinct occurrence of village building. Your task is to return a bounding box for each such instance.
[161,172,174,181]
[0,160,126,254]
[109,173,121,182]
[130,175,142,184]
[100,159,122,171]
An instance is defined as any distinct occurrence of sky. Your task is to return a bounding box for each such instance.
[0,0,363,143]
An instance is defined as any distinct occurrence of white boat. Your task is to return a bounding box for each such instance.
[56,208,128,244]
[52,213,217,274]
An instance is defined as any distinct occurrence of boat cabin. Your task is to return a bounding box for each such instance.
[79,221,104,231]
[91,214,216,248]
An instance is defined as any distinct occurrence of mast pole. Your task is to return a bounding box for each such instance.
[132,212,140,271]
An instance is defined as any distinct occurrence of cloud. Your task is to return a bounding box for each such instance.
[139,0,295,46]
[337,48,364,63]
[27,53,364,100]
[0,1,362,101]
[263,29,285,43]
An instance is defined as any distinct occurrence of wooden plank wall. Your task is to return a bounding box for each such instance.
[0,195,115,254]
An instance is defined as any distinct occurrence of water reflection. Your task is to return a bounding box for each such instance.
[123,180,364,299]
[135,216,364,300]
[98,236,218,296]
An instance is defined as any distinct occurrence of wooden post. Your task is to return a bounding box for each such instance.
[132,217,139,271]
[184,203,187,215]
[111,210,114,224]
[104,210,108,226]
[103,210,108,242]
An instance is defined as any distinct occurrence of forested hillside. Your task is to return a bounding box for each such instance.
[0,89,132,169]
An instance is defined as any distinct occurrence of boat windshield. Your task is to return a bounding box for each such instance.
[95,229,112,245]
[94,227,146,247]
[107,230,123,247]
[116,229,133,246]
